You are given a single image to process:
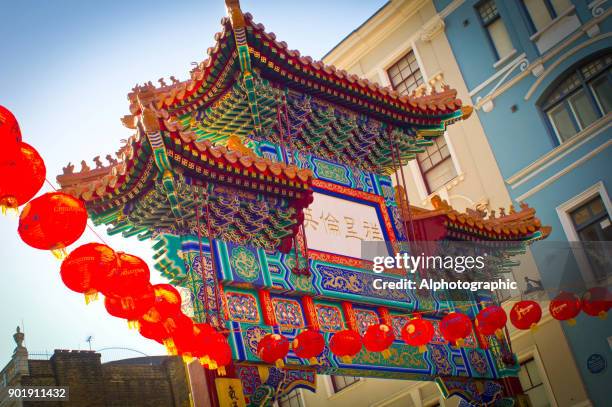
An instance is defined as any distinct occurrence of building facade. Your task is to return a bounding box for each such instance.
[291,0,597,406]
[433,0,611,405]
[0,328,191,407]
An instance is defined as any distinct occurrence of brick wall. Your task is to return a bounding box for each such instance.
[14,350,191,407]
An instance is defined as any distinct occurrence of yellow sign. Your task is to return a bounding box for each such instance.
[215,378,247,407]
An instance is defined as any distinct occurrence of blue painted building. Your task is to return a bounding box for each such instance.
[434,0,611,404]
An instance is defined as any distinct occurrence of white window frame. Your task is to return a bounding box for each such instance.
[556,181,612,284]
[516,347,558,407]
[373,41,462,203]
[275,389,305,407]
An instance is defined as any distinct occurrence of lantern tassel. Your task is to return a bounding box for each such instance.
[51,247,68,260]
[258,366,269,382]
[275,359,284,368]
[308,357,318,365]
[217,366,226,376]
[495,329,504,339]
[456,338,464,347]
[208,361,218,371]
[182,355,193,363]
[199,356,210,365]
[84,292,99,305]
[598,311,607,320]
[340,355,353,364]
[0,197,18,216]
[127,320,139,330]
[418,345,427,353]
[529,323,538,332]
[163,339,177,355]
[381,349,391,359]
[566,319,576,326]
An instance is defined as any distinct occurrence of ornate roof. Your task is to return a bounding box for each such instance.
[115,0,471,174]
[399,194,551,242]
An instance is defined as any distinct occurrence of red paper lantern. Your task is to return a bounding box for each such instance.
[104,283,155,326]
[0,105,21,145]
[549,292,581,325]
[582,287,611,319]
[401,318,434,352]
[18,192,87,257]
[363,324,395,358]
[257,333,290,367]
[292,329,325,363]
[329,329,362,363]
[510,300,542,330]
[440,312,472,346]
[158,312,193,355]
[0,142,45,213]
[208,331,232,375]
[192,323,215,362]
[60,243,118,302]
[102,253,150,297]
[476,305,508,337]
[137,318,167,344]
[147,284,183,320]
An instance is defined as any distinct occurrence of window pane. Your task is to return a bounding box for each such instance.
[526,361,543,386]
[523,0,552,32]
[424,158,456,192]
[569,89,599,129]
[544,73,581,108]
[547,104,577,142]
[526,385,552,407]
[550,0,572,15]
[387,50,422,96]
[478,0,500,24]
[590,74,612,114]
[488,19,514,59]
[571,206,592,227]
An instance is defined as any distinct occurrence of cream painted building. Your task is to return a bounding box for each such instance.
[275,1,592,406]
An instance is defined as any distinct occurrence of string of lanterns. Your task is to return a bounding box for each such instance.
[1,104,611,371]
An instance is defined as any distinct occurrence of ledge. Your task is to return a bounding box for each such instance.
[506,115,611,188]
[493,49,518,69]
[529,6,577,42]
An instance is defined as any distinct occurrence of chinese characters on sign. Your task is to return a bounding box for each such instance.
[215,378,246,407]
[304,192,387,259]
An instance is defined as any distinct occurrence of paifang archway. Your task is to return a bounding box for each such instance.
[56,1,549,405]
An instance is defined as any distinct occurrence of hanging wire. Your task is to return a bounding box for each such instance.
[202,185,224,327]
[193,188,209,324]
[386,130,411,244]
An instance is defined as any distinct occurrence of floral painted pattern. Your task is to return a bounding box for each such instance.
[226,292,260,323]
[272,298,304,328]
[316,305,344,332]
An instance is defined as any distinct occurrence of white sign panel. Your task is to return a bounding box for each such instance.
[304,192,388,259]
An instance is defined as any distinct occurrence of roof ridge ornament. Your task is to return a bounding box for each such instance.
[225,0,246,28]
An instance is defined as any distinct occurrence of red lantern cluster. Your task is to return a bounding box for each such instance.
[510,300,542,330]
[257,333,290,367]
[329,329,362,363]
[549,292,581,325]
[401,317,434,353]
[476,305,507,338]
[440,312,472,346]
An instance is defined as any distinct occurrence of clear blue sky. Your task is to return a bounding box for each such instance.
[0,0,387,366]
